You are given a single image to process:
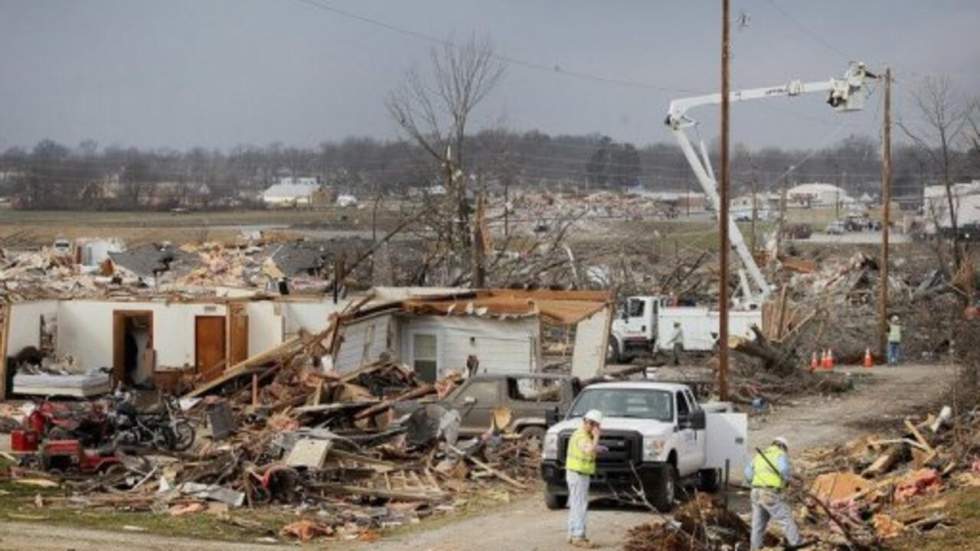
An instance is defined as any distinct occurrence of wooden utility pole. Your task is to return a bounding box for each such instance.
[750,178,758,253]
[718,0,731,401]
[878,67,892,360]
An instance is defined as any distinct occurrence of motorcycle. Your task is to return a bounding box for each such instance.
[109,393,196,452]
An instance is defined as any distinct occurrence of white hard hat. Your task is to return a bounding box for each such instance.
[584,410,604,424]
[773,436,789,449]
[891,315,899,322]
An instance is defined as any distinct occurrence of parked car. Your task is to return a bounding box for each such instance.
[440,374,580,442]
[825,220,846,235]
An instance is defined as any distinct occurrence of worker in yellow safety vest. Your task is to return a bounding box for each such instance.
[888,315,902,365]
[564,409,605,548]
[743,437,801,550]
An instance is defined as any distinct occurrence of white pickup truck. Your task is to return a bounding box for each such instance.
[609,295,761,362]
[540,381,746,512]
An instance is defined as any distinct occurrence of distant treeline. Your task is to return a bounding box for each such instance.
[0,130,974,210]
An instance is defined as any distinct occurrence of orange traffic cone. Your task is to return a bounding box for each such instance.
[864,348,874,368]
[810,351,819,371]
[827,349,836,370]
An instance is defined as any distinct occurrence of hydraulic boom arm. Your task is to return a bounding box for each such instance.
[665,62,875,304]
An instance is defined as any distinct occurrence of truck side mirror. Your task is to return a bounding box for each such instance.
[691,410,706,430]
[677,414,692,430]
[545,407,560,428]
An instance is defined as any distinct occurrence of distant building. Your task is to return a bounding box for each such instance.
[923,180,980,232]
[262,177,321,207]
[786,183,854,208]
[336,193,358,207]
[637,190,707,212]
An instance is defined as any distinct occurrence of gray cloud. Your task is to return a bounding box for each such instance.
[1,0,977,151]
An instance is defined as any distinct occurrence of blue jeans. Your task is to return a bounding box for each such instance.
[566,470,590,539]
[887,342,901,365]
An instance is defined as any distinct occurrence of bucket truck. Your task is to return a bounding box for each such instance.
[609,63,875,362]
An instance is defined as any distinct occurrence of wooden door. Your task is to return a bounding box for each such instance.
[195,316,226,378]
[227,304,249,367]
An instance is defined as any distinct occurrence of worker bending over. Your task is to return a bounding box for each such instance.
[565,409,605,548]
[744,437,801,550]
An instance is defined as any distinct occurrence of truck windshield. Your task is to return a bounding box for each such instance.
[567,388,673,422]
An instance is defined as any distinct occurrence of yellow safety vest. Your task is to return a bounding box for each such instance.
[565,427,596,476]
[888,323,902,343]
[752,445,786,489]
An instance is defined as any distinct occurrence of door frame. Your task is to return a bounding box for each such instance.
[112,310,154,384]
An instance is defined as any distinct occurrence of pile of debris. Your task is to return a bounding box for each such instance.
[623,493,752,551]
[2,320,544,543]
[790,404,980,548]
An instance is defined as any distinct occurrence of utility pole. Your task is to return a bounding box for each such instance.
[878,67,892,360]
[750,178,758,253]
[718,0,731,401]
[777,173,788,258]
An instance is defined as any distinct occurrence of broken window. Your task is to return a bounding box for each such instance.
[507,377,553,402]
[412,333,437,383]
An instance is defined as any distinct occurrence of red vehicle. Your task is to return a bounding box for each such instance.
[39,440,120,474]
[26,398,113,447]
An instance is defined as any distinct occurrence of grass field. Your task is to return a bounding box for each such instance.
[0,206,404,246]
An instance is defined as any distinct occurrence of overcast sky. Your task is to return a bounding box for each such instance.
[1,0,978,152]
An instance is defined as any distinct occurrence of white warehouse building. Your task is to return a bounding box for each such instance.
[262,177,320,207]
[786,183,854,208]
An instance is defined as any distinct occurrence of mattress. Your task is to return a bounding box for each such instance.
[12,370,112,398]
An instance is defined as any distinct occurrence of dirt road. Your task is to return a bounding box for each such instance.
[0,365,954,551]
[351,364,956,551]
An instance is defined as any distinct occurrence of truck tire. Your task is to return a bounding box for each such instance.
[607,341,622,364]
[651,465,678,513]
[544,489,567,510]
[697,468,722,493]
[518,426,546,449]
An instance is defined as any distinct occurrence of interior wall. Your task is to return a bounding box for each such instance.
[399,315,539,379]
[280,300,348,336]
[57,301,227,371]
[245,301,283,357]
[8,300,58,354]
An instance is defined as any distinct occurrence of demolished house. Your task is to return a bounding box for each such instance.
[328,288,613,381]
[0,295,349,399]
[0,288,612,400]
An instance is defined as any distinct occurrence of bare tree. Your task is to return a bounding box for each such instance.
[386,35,505,285]
[897,75,976,270]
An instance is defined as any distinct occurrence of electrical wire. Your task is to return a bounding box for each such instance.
[761,0,852,60]
[289,0,703,94]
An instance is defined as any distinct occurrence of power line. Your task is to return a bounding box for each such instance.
[289,0,703,94]
[761,0,852,60]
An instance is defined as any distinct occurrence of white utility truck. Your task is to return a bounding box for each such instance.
[609,296,760,361]
[609,62,876,362]
[540,381,746,512]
